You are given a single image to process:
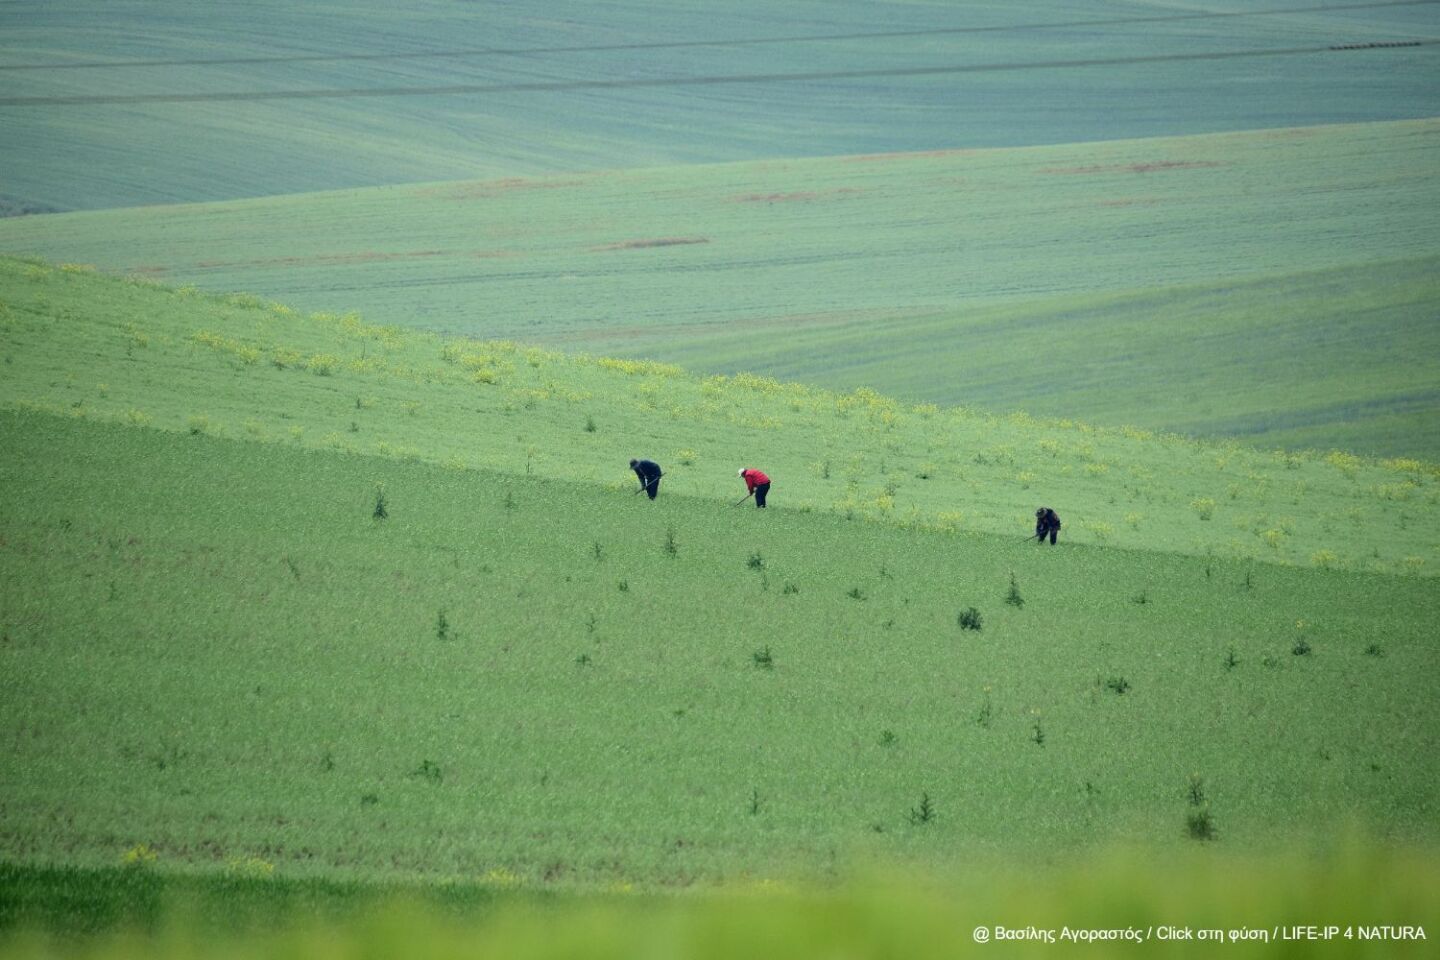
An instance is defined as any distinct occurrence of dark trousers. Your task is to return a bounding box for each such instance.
[754,482,770,507]
[1036,526,1057,544]
[641,476,661,499]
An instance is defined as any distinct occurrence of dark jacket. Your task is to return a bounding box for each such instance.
[1035,508,1061,535]
[632,459,663,482]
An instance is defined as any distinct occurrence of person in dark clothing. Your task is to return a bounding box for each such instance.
[1035,507,1061,544]
[630,458,663,499]
[738,468,771,508]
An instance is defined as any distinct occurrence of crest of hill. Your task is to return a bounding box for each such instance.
[1,255,1436,577]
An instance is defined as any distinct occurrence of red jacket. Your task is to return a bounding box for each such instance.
[741,469,770,492]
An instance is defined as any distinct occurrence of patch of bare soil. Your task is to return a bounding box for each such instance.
[1040,161,1222,175]
[729,188,861,203]
[590,237,709,252]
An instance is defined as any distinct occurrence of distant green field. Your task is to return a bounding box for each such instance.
[2,0,1436,209]
[651,257,1440,459]
[3,120,1437,457]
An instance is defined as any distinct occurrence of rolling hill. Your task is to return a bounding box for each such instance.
[3,256,1436,575]
[4,120,1437,457]
[1,258,1437,890]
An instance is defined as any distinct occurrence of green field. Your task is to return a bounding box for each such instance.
[3,404,1438,879]
[1,258,1438,951]
[3,1,1436,210]
[3,258,1436,575]
[4,119,1438,457]
[4,1,1440,951]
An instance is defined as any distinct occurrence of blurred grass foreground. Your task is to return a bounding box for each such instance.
[3,842,1435,958]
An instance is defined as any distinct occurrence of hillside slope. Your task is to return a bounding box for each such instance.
[2,407,1436,886]
[1,256,1436,578]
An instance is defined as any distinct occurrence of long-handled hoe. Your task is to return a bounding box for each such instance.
[733,492,753,507]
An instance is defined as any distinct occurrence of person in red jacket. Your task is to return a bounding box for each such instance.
[738,468,771,508]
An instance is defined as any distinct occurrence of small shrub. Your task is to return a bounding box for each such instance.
[1004,573,1024,608]
[372,485,388,520]
[664,527,678,557]
[1187,808,1216,841]
[1225,648,1239,670]
[187,414,210,435]
[847,586,865,601]
[907,792,934,825]
[878,730,897,747]
[752,646,774,670]
[1292,637,1311,656]
[1187,775,1206,807]
[1131,589,1149,605]
[957,607,983,631]
[617,579,629,592]
[436,610,450,641]
[1191,497,1216,521]
[975,690,994,728]
[1104,676,1130,695]
[747,552,765,570]
[1365,643,1384,657]
[584,415,597,433]
[1031,723,1045,747]
[410,760,442,783]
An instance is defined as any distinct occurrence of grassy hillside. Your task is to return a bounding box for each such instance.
[1,255,1437,950]
[2,0,1436,209]
[2,256,1437,576]
[3,408,1437,887]
[4,120,1438,457]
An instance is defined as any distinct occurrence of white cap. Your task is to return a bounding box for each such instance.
[738,468,746,476]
